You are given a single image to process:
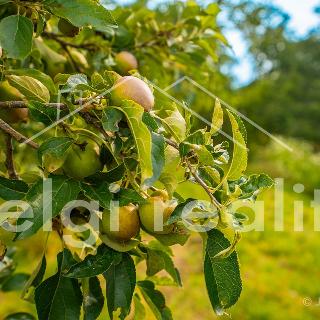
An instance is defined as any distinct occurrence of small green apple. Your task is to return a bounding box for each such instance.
[101,204,140,242]
[139,196,175,234]
[63,140,102,179]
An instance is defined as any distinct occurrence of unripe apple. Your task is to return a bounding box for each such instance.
[58,18,80,37]
[110,76,154,112]
[101,204,140,242]
[0,81,28,123]
[139,197,175,234]
[115,51,138,74]
[62,140,102,180]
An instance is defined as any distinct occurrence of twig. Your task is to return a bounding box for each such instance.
[60,42,82,73]
[5,133,18,179]
[186,161,221,209]
[164,137,178,148]
[42,32,96,50]
[0,119,39,149]
[164,138,221,209]
[0,101,68,109]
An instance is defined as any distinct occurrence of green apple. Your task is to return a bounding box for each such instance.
[0,81,28,123]
[110,76,154,112]
[63,140,102,179]
[101,204,140,242]
[139,196,175,234]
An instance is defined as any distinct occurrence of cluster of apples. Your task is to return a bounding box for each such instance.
[61,50,154,178]
[101,190,176,243]
[0,31,175,242]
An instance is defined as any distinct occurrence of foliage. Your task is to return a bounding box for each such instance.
[0,1,272,319]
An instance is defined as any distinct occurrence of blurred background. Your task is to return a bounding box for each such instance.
[1,0,319,319]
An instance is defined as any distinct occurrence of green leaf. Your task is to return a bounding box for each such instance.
[1,273,29,292]
[0,177,28,200]
[196,145,214,166]
[81,180,112,209]
[102,107,123,132]
[4,313,35,320]
[63,74,89,91]
[35,250,82,320]
[114,188,147,206]
[133,294,146,320]
[196,39,218,62]
[159,145,185,197]
[226,111,248,181]
[144,132,165,187]
[21,255,46,301]
[153,224,190,247]
[16,175,81,240]
[38,137,74,163]
[28,101,67,126]
[179,130,206,157]
[238,173,274,201]
[83,277,104,320]
[146,243,181,286]
[175,180,211,202]
[117,100,153,184]
[165,199,194,225]
[86,164,125,184]
[210,98,223,136]
[204,229,242,314]
[199,166,221,186]
[8,69,57,94]
[44,0,117,32]
[7,75,50,103]
[104,253,136,320]
[160,104,186,142]
[138,280,172,320]
[206,3,220,15]
[142,112,159,131]
[64,244,121,278]
[0,15,33,60]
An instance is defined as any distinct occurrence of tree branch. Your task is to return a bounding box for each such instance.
[42,32,96,50]
[5,133,19,179]
[0,119,39,149]
[0,101,68,109]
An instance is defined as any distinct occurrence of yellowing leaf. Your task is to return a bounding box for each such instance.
[210,98,223,136]
[227,111,247,180]
[7,75,50,103]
